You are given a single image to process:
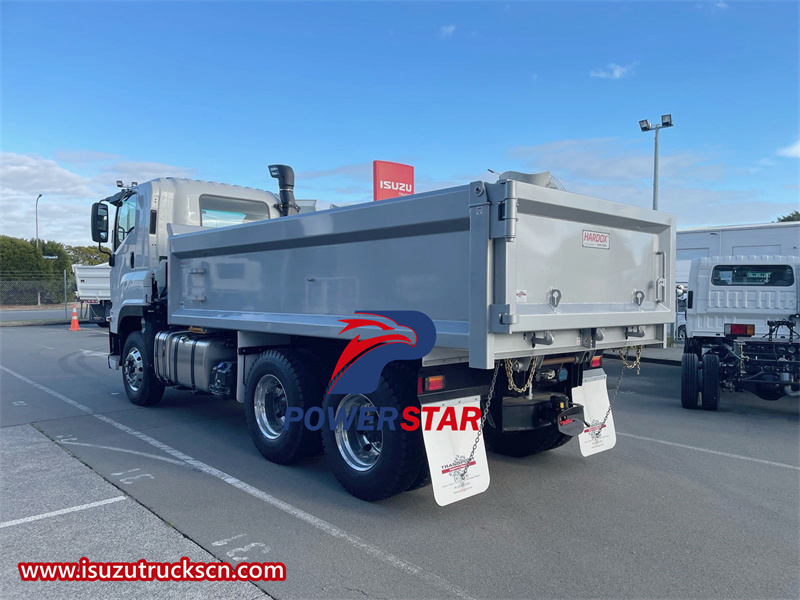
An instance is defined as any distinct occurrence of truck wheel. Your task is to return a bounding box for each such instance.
[485,425,566,457]
[122,331,165,406]
[245,349,323,464]
[680,354,699,409]
[321,367,425,501]
[406,465,431,492]
[701,353,720,411]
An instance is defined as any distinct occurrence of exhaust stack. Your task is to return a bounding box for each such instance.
[268,164,299,216]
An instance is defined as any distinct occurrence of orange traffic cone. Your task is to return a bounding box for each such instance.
[69,304,80,331]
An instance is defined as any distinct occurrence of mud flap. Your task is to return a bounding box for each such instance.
[572,369,616,457]
[420,395,491,506]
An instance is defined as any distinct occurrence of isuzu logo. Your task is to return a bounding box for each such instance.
[379,180,413,194]
[582,230,610,249]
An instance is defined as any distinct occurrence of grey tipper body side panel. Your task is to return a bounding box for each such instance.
[167,179,676,369]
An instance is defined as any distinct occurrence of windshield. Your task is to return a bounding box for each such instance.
[711,264,795,287]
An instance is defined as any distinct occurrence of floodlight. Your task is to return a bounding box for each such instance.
[116,180,124,188]
[639,119,651,132]
[131,181,138,186]
[661,114,673,127]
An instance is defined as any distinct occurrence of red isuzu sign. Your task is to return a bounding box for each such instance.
[373,160,414,201]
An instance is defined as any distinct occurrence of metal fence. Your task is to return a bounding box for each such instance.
[0,271,75,307]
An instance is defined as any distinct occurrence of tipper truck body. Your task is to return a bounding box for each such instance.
[90,167,676,502]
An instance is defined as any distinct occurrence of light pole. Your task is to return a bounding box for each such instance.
[34,193,43,248]
[638,114,673,211]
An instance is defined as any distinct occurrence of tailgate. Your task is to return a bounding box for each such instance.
[467,179,675,368]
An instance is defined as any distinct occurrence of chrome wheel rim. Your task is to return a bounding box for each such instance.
[124,347,144,392]
[334,394,382,472]
[254,374,288,440]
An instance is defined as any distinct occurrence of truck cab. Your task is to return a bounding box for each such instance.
[681,255,800,409]
[97,179,282,361]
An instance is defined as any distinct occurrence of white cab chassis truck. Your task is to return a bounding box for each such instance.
[90,166,675,501]
[72,263,112,326]
[681,256,800,410]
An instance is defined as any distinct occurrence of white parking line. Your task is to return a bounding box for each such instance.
[0,497,126,529]
[59,441,188,466]
[0,364,476,600]
[618,431,800,470]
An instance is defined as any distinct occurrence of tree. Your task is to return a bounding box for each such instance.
[0,235,46,276]
[776,210,800,222]
[66,245,110,266]
[40,240,72,275]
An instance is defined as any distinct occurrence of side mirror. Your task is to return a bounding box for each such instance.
[91,202,109,243]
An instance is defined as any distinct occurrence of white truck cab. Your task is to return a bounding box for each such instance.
[681,255,800,409]
[104,178,283,340]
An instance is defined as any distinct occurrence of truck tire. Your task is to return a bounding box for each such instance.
[485,425,567,457]
[680,353,699,409]
[122,331,165,406]
[245,349,323,464]
[321,367,425,501]
[701,353,720,411]
[406,465,431,492]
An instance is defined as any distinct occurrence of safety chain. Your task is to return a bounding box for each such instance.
[460,362,500,480]
[619,345,644,375]
[503,357,540,394]
[594,346,643,435]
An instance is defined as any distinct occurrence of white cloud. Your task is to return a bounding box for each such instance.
[438,24,456,39]
[509,137,794,227]
[590,62,638,80]
[715,1,729,9]
[777,140,800,158]
[0,152,193,246]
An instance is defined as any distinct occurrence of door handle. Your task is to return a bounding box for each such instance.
[655,251,666,303]
[130,252,135,269]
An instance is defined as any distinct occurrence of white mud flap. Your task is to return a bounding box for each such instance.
[420,395,490,506]
[573,369,617,457]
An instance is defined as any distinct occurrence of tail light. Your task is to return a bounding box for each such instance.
[424,375,446,392]
[590,355,603,368]
[724,323,755,337]
[418,375,446,393]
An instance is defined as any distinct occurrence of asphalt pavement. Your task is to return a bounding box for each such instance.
[0,308,71,322]
[1,325,798,599]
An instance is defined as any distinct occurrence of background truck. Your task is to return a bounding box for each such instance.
[89,166,675,501]
[72,263,111,326]
[681,255,800,410]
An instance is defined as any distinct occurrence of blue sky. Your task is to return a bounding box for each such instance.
[1,0,798,244]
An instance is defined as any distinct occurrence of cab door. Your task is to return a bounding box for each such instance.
[109,190,149,333]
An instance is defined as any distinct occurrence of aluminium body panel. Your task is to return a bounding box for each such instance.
[168,180,675,369]
[73,264,112,302]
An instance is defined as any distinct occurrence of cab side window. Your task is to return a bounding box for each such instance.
[114,194,137,250]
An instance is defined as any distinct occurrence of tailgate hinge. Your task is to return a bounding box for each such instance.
[497,197,518,242]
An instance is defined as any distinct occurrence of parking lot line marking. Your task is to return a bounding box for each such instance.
[59,441,188,466]
[618,432,800,470]
[0,364,476,600]
[0,497,126,529]
[1,365,94,414]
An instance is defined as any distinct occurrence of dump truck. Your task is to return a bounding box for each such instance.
[72,263,111,326]
[89,166,675,502]
[681,255,800,409]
